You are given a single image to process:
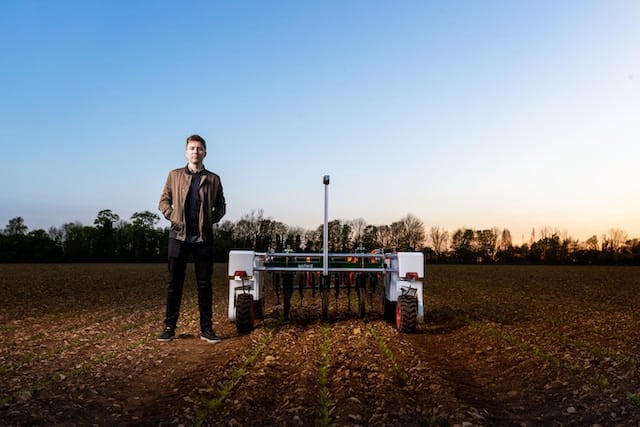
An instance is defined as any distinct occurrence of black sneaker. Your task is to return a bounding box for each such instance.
[157,326,175,342]
[200,329,221,343]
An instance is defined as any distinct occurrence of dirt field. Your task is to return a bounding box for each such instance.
[1,263,639,426]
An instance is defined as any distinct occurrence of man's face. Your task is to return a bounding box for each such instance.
[185,140,206,164]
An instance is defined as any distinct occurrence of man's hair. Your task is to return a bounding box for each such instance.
[186,134,206,150]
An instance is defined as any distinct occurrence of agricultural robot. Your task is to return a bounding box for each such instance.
[226,175,425,333]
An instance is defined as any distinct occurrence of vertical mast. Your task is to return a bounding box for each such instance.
[322,175,330,276]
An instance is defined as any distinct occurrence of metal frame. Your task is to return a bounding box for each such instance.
[226,174,425,330]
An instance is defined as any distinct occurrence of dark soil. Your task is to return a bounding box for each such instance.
[1,264,639,426]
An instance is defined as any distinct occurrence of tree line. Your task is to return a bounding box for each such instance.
[1,209,639,265]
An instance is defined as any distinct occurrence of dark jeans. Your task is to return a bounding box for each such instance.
[163,238,214,332]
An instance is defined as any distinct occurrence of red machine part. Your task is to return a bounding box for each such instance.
[234,270,248,280]
[404,271,419,280]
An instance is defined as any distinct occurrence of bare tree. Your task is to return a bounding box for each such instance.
[48,226,64,245]
[529,227,536,245]
[393,214,425,251]
[303,229,320,251]
[604,228,629,252]
[498,228,513,251]
[213,220,235,239]
[389,221,403,249]
[585,235,599,251]
[477,228,499,262]
[538,227,569,242]
[349,218,367,250]
[429,226,449,255]
[234,209,264,248]
[285,226,306,251]
[377,225,393,249]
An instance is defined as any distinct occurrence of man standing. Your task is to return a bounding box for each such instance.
[157,134,226,343]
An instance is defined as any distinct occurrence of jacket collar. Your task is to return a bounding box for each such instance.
[184,165,207,176]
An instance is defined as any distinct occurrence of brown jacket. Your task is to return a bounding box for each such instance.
[159,166,226,242]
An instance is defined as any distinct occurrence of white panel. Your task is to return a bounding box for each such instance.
[397,252,424,278]
[228,250,256,277]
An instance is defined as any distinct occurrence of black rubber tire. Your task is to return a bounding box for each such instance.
[396,294,418,333]
[236,293,254,334]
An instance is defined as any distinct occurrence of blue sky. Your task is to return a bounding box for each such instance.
[1,0,638,243]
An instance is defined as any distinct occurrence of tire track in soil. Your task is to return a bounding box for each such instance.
[326,319,465,427]
[190,283,387,426]
[234,280,477,426]
[207,322,323,426]
[382,321,570,426]
[127,323,264,426]
[189,316,474,427]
